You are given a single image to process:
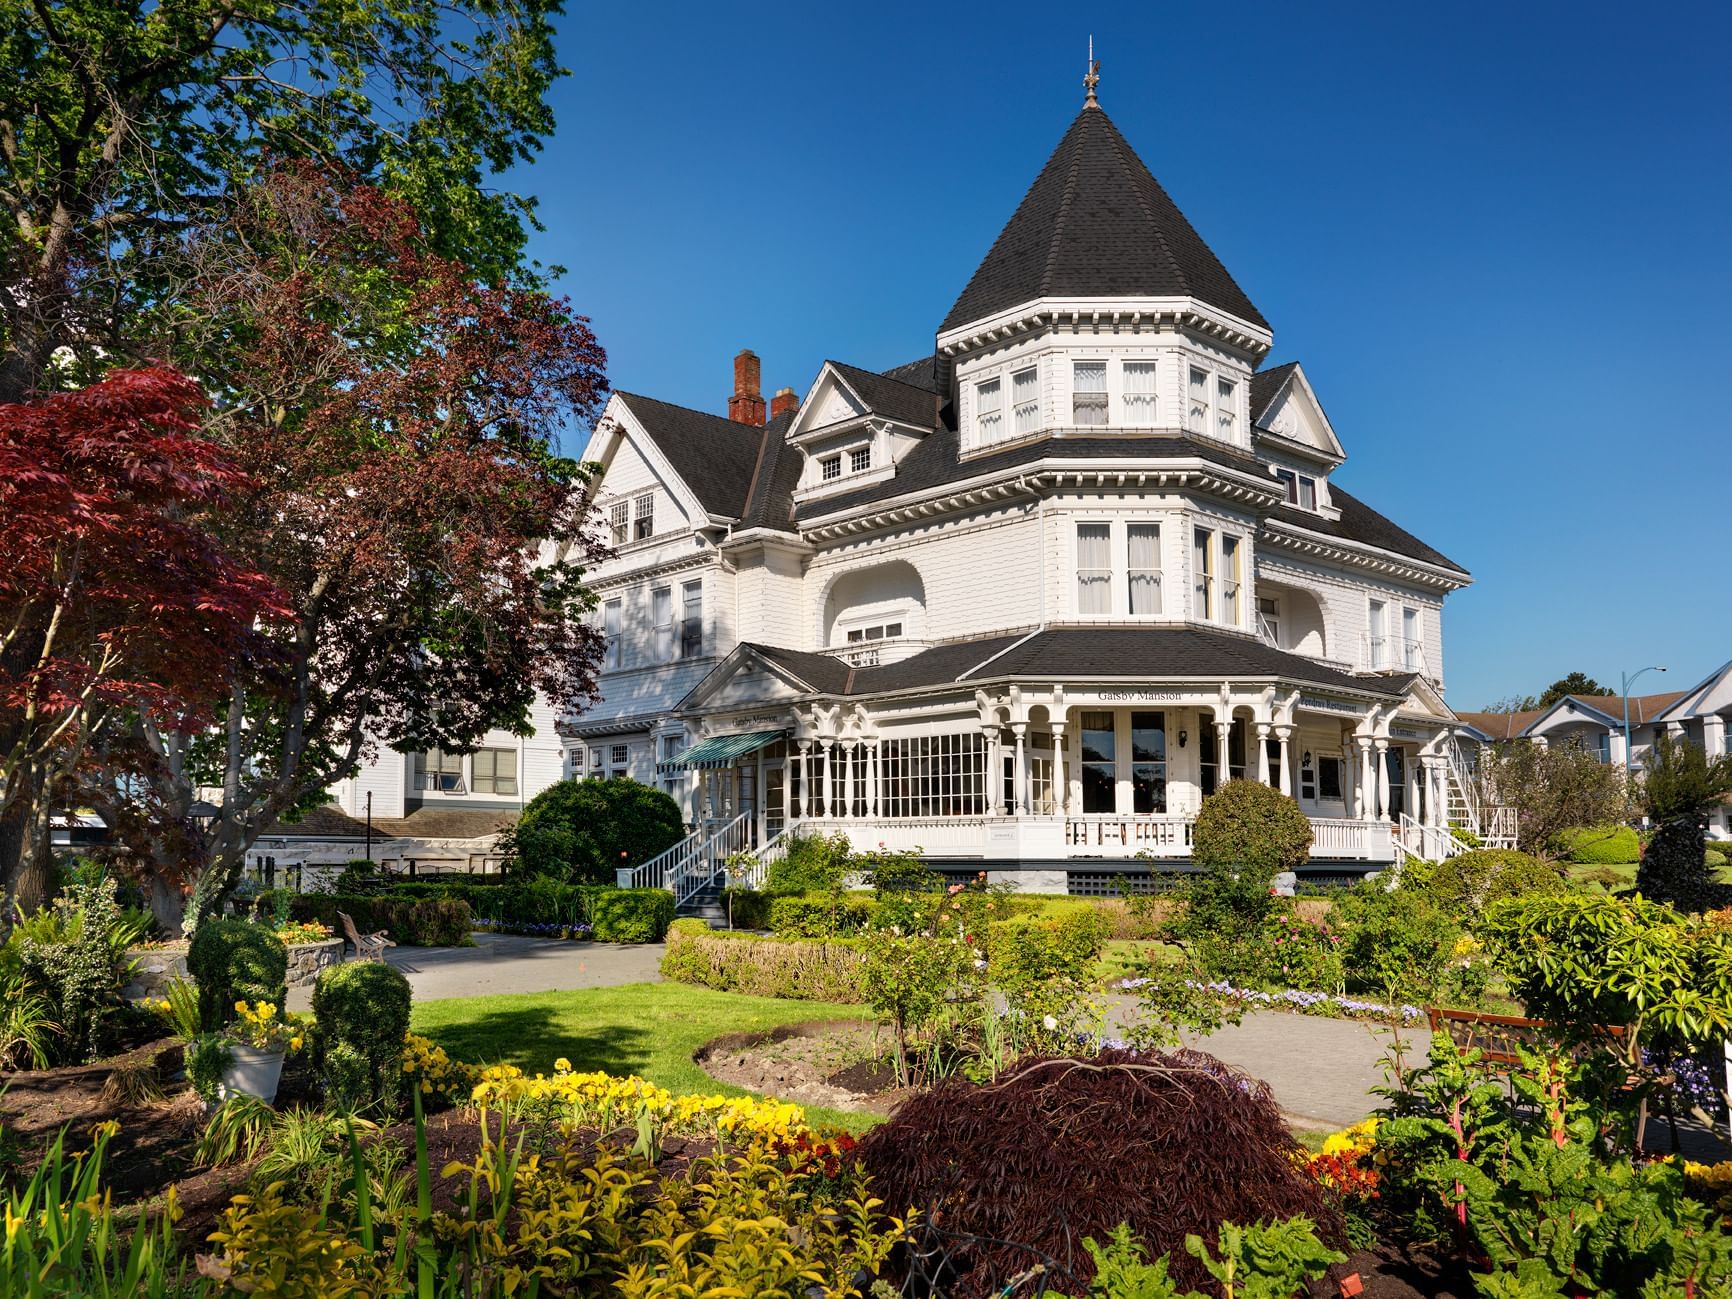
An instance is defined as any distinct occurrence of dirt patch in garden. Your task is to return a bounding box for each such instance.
[696,1019,912,1115]
[1307,1243,1475,1299]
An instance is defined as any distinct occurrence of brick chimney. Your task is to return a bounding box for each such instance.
[728,349,766,425]
[769,386,800,420]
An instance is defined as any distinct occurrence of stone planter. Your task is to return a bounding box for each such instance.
[218,1043,285,1104]
[285,937,344,986]
[123,945,189,1001]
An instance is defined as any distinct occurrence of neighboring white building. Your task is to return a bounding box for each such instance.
[1456,662,1732,841]
[565,89,1491,895]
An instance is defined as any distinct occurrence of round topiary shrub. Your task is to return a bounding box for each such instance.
[1554,825,1641,866]
[504,777,686,883]
[1191,779,1314,877]
[857,1049,1341,1296]
[187,918,288,1033]
[311,961,412,1116]
[1418,848,1563,922]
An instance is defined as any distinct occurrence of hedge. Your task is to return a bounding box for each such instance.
[659,920,866,1001]
[384,879,607,928]
[589,888,676,943]
[768,893,878,938]
[287,894,473,947]
[1554,825,1642,865]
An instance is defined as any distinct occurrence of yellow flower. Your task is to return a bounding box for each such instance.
[234,999,249,1015]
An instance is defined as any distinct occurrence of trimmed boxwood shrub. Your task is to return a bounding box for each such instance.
[187,917,288,1032]
[1416,848,1564,922]
[589,888,675,943]
[768,893,877,938]
[858,1050,1342,1295]
[288,895,472,947]
[766,831,853,894]
[383,878,606,928]
[504,777,685,884]
[660,919,865,1001]
[311,961,413,1116]
[1555,825,1641,865]
[720,886,779,930]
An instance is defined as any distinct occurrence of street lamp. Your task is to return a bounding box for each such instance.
[1621,665,1668,790]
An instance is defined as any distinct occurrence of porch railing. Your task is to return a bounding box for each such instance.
[1395,812,1468,863]
[1309,816,1396,861]
[1064,814,1192,856]
[625,812,754,906]
[792,816,989,856]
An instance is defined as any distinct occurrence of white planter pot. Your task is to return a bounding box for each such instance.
[218,1044,286,1104]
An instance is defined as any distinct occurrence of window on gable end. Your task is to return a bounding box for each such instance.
[633,492,654,540]
[1298,476,1317,511]
[850,445,871,474]
[608,501,629,546]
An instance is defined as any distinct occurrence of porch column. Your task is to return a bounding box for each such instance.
[1012,721,1029,816]
[783,750,795,826]
[794,741,810,821]
[840,740,857,818]
[819,740,835,818]
[1356,738,1374,818]
[1215,720,1230,787]
[1255,723,1272,785]
[982,725,1002,816]
[1051,721,1068,816]
[868,740,881,817]
[1275,726,1293,796]
[1432,760,1448,828]
[1705,714,1727,759]
[1375,739,1392,822]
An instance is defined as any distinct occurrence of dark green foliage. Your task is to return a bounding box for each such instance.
[1416,848,1564,923]
[1538,672,1607,708]
[858,1051,1342,1295]
[1637,736,1732,912]
[186,918,288,1034]
[767,893,877,938]
[328,861,393,896]
[187,1034,234,1106]
[503,778,686,883]
[766,832,854,895]
[1191,780,1314,876]
[287,895,473,947]
[720,887,776,930]
[1333,881,1478,1005]
[659,920,866,1001]
[12,877,142,1064]
[588,889,675,943]
[337,877,608,928]
[311,962,413,1116]
[1553,825,1641,865]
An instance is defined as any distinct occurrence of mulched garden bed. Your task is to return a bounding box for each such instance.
[697,1019,911,1114]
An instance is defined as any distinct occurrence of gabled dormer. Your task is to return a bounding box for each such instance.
[1250,362,1345,520]
[789,360,941,504]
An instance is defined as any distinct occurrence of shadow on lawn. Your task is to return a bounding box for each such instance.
[418,1004,654,1078]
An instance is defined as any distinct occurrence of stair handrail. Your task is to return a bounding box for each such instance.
[627,823,705,891]
[670,812,753,909]
[1446,736,1482,838]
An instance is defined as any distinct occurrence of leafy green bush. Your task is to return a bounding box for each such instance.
[985,909,1109,993]
[327,860,392,896]
[187,918,288,1035]
[1710,847,1729,871]
[287,895,472,946]
[1415,848,1564,923]
[310,961,412,1115]
[503,777,686,884]
[368,877,607,928]
[861,933,979,1084]
[1178,782,1313,982]
[766,831,853,894]
[588,888,675,943]
[720,887,778,930]
[1553,825,1641,865]
[1331,881,1481,1006]
[11,876,146,1063]
[767,893,876,938]
[659,920,866,1001]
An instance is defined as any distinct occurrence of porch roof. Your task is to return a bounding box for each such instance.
[743,627,1417,703]
[660,729,787,771]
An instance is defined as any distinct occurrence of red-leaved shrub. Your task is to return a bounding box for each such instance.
[858,1048,1342,1295]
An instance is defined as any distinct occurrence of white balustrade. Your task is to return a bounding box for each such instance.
[1063,815,1193,858]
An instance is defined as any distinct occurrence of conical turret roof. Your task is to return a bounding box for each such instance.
[941,105,1267,334]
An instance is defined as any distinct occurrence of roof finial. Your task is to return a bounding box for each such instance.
[1083,35,1101,107]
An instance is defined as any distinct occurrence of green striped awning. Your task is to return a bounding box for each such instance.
[657,729,786,773]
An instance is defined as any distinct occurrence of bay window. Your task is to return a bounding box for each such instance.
[1012,366,1039,435]
[1193,527,1214,620]
[1072,361,1108,426]
[1127,524,1162,615]
[1402,607,1421,669]
[1123,361,1157,423]
[1075,523,1112,615]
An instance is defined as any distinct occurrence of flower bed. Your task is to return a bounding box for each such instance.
[470,916,593,939]
[1117,975,1424,1025]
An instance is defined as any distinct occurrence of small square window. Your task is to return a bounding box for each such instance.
[849,446,870,473]
[885,621,903,637]
[610,744,629,767]
[1298,476,1317,510]
[820,454,841,482]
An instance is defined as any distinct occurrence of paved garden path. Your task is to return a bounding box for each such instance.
[286,934,668,1010]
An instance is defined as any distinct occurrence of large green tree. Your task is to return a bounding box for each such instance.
[0,0,562,402]
[1538,672,1609,709]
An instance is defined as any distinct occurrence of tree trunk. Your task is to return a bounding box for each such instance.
[0,796,27,925]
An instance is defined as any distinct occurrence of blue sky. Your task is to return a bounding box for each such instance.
[507,0,1729,711]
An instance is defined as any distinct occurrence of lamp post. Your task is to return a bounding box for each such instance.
[1621,664,1668,792]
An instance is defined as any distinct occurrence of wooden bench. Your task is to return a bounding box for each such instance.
[337,910,397,963]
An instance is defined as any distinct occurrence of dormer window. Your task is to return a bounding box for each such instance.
[820,454,842,482]
[1275,469,1318,510]
[1073,362,1108,426]
[633,492,654,540]
[850,446,871,474]
[1216,377,1238,440]
[1012,367,1039,435]
[1298,475,1316,510]
[1188,369,1208,433]
[1123,362,1157,423]
[976,377,1002,443]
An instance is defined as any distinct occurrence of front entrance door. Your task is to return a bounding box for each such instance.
[738,763,758,845]
[763,764,785,842]
[1385,749,1406,819]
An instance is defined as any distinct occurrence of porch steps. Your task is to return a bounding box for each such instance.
[675,880,727,926]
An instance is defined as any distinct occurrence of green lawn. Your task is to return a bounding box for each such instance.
[410,982,873,1130]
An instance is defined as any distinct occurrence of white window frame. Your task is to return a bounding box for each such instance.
[1192,526,1214,621]
[1221,534,1243,627]
[975,377,1003,445]
[1011,366,1039,436]
[608,500,629,546]
[1072,360,1108,427]
[844,619,905,643]
[679,579,704,659]
[651,585,674,661]
[632,492,654,541]
[1368,598,1388,669]
[1126,523,1162,616]
[1402,606,1421,670]
[1187,368,1209,434]
[471,747,518,796]
[1275,468,1297,503]
[603,598,622,670]
[1258,594,1281,645]
[819,453,842,482]
[1075,521,1113,616]
[1216,376,1238,441]
[1123,361,1158,424]
[849,445,871,474]
[1298,475,1317,511]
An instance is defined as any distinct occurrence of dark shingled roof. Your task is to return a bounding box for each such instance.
[879,356,942,393]
[261,805,518,841]
[1268,486,1468,575]
[941,105,1267,334]
[746,627,1409,701]
[825,361,944,430]
[740,409,800,531]
[616,392,765,519]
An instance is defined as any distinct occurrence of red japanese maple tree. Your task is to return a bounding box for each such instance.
[0,368,286,911]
